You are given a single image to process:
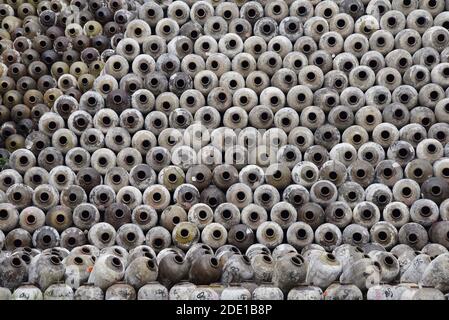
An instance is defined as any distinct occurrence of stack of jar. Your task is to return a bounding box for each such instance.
[1,0,449,300]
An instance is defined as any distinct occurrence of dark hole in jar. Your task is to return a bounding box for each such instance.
[378,194,387,204]
[431,185,441,196]
[114,209,124,218]
[263,24,272,34]
[401,187,412,197]
[40,192,49,202]
[125,156,134,165]
[392,209,402,219]
[421,117,430,126]
[387,17,396,26]
[442,168,449,177]
[282,118,291,126]
[334,208,344,218]
[285,150,295,161]
[265,228,274,237]
[56,214,65,223]
[101,233,110,242]
[386,74,395,83]
[430,91,439,100]
[212,230,222,239]
[183,191,193,201]
[254,44,262,53]
[260,111,270,121]
[416,71,425,80]
[323,131,332,140]
[68,192,78,202]
[304,210,314,220]
[413,13,425,24]
[414,168,423,177]
[356,169,366,178]
[315,57,323,65]
[437,34,446,42]
[408,233,418,243]
[394,109,404,118]
[354,42,362,50]
[57,174,66,183]
[407,36,416,45]
[320,186,330,196]
[348,191,357,200]
[365,114,375,124]
[32,175,42,184]
[343,61,353,71]
[293,194,302,204]
[436,131,446,141]
[383,167,393,177]
[288,22,298,32]
[427,144,437,153]
[236,191,246,201]
[99,193,109,202]
[305,170,314,179]
[362,209,373,219]
[261,193,271,202]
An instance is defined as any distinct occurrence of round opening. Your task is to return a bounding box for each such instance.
[280,210,290,220]
[235,231,245,241]
[356,169,366,178]
[265,228,275,237]
[13,192,22,201]
[261,193,271,202]
[236,191,246,201]
[293,195,303,204]
[297,229,307,239]
[408,233,418,243]
[352,232,362,242]
[80,210,91,220]
[50,256,60,265]
[306,72,316,81]
[421,206,432,216]
[184,192,193,201]
[378,231,388,241]
[305,211,314,220]
[391,209,402,219]
[398,148,408,158]
[39,192,49,202]
[378,195,387,204]
[101,233,110,242]
[414,168,423,177]
[212,230,222,239]
[320,186,330,196]
[99,193,109,202]
[329,171,338,180]
[362,209,373,219]
[427,144,437,153]
[198,210,208,220]
[210,257,218,267]
[324,232,334,242]
[222,171,231,180]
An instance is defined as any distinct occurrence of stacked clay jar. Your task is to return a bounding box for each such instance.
[1,0,449,300]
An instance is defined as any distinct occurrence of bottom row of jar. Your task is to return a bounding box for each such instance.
[1,281,448,300]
